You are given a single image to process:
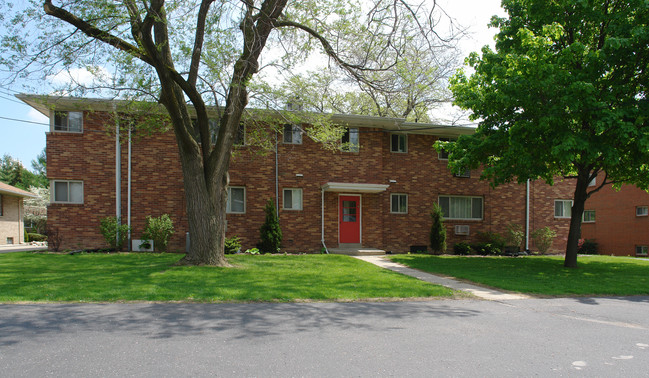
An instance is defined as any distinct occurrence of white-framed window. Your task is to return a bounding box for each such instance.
[390,193,408,214]
[583,210,596,223]
[439,195,483,220]
[555,200,573,218]
[636,206,648,217]
[437,137,454,160]
[227,187,246,213]
[341,128,359,152]
[283,188,303,210]
[283,124,302,144]
[636,246,648,256]
[52,180,83,204]
[390,133,407,153]
[454,169,471,178]
[53,111,83,133]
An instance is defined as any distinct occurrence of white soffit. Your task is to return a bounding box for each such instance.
[322,182,389,193]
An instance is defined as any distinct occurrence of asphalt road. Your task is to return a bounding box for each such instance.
[1,298,649,377]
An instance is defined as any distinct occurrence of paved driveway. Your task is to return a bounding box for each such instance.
[1,298,649,377]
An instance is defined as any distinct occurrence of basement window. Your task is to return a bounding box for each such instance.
[636,246,648,256]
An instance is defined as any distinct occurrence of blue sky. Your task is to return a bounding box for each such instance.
[0,0,505,172]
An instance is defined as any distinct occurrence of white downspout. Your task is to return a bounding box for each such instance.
[127,126,132,249]
[115,106,121,240]
[275,130,279,213]
[321,188,329,254]
[525,179,530,251]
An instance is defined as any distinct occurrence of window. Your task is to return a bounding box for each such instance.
[636,246,648,256]
[588,177,596,187]
[53,111,83,132]
[0,194,3,216]
[555,200,573,218]
[437,137,454,160]
[283,188,303,210]
[583,210,596,223]
[227,187,245,213]
[390,134,407,153]
[390,194,408,214]
[341,128,359,152]
[636,206,648,216]
[454,169,471,178]
[283,124,302,144]
[52,180,83,204]
[439,196,483,220]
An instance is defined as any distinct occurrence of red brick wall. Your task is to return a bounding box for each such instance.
[47,110,575,254]
[581,184,649,256]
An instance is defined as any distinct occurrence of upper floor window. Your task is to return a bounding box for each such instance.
[52,180,83,204]
[390,193,408,214]
[439,195,483,220]
[637,206,648,217]
[53,111,83,133]
[437,137,454,160]
[390,134,407,153]
[227,187,245,214]
[283,124,302,144]
[341,128,359,152]
[555,200,573,218]
[283,188,303,210]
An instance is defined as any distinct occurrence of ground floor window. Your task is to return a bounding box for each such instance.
[438,195,483,220]
[0,194,3,216]
[554,199,573,218]
[390,193,408,214]
[227,187,246,213]
[582,210,596,223]
[283,188,303,210]
[636,206,648,216]
[52,180,83,204]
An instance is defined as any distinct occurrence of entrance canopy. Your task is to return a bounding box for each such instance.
[322,182,389,193]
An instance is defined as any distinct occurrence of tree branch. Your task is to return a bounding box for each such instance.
[43,0,153,65]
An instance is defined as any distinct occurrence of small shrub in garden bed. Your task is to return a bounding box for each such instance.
[453,242,472,255]
[578,239,598,255]
[224,236,242,254]
[471,242,502,256]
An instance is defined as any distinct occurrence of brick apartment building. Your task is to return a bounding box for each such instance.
[19,94,576,254]
[581,182,649,257]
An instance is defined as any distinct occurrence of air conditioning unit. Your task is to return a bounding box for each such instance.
[454,225,470,236]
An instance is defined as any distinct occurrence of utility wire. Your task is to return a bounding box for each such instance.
[0,115,49,126]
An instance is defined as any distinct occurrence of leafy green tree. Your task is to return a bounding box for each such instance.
[258,199,282,253]
[445,0,649,268]
[429,203,447,254]
[1,0,454,266]
[0,154,38,190]
[31,149,48,188]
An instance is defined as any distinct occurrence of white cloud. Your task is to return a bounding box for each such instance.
[48,66,111,87]
[27,107,48,123]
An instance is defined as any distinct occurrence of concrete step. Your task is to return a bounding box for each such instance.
[328,247,386,256]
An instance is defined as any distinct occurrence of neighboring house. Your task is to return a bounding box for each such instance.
[581,182,649,257]
[18,94,576,253]
[0,182,36,245]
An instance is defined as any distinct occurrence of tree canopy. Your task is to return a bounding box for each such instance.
[0,154,46,190]
[445,0,649,268]
[1,0,459,265]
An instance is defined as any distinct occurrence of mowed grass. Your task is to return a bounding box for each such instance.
[389,254,649,296]
[0,252,455,302]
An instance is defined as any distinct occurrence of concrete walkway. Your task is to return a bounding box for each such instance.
[354,255,529,301]
[0,244,48,253]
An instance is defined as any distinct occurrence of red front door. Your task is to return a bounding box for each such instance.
[339,195,361,243]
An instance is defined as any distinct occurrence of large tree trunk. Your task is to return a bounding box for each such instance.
[564,171,590,268]
[176,151,230,266]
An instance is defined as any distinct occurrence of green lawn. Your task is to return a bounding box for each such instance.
[389,254,649,296]
[0,252,455,302]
